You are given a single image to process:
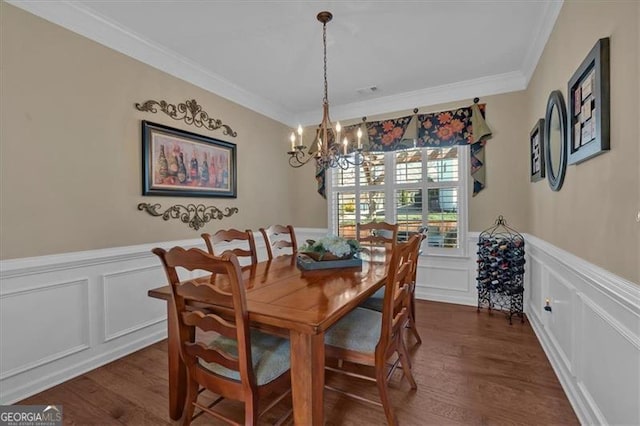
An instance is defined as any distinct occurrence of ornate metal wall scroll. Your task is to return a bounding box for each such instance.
[135,99,238,137]
[137,203,239,230]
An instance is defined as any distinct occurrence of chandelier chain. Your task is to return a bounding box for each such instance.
[323,21,328,104]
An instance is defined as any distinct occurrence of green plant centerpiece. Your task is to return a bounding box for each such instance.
[299,235,360,261]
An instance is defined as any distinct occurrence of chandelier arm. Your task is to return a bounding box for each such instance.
[288,150,317,168]
[288,157,307,168]
[343,153,366,167]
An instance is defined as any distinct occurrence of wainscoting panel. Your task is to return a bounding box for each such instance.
[0,279,90,379]
[525,234,640,426]
[101,265,168,342]
[420,266,469,292]
[414,235,479,306]
[527,254,544,323]
[579,295,640,425]
[0,228,323,404]
[545,269,576,375]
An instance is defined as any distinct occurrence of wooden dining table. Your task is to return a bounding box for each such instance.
[148,252,390,425]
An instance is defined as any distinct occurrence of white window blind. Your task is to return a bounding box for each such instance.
[328,146,468,256]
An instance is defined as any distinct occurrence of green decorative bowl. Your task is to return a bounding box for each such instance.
[300,251,352,262]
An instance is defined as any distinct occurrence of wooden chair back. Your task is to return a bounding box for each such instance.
[356,222,399,250]
[259,224,298,260]
[406,232,426,285]
[404,232,425,345]
[153,247,256,388]
[377,235,417,357]
[201,228,258,265]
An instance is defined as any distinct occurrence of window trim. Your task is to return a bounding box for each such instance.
[327,146,469,258]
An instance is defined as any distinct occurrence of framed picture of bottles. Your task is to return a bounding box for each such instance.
[142,121,237,198]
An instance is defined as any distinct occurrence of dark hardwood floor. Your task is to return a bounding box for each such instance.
[20,301,578,425]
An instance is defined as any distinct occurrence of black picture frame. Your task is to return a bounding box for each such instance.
[530,118,545,182]
[567,37,610,165]
[142,121,237,198]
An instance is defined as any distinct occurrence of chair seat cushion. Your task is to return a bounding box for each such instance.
[325,307,382,353]
[199,329,290,386]
[359,287,384,312]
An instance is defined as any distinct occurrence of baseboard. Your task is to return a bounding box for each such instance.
[414,288,477,307]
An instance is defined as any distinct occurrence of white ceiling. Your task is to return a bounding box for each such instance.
[9,1,562,127]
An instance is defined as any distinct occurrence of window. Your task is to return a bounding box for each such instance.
[327,146,468,256]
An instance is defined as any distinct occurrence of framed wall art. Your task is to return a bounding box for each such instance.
[530,118,545,182]
[567,37,610,165]
[142,121,237,198]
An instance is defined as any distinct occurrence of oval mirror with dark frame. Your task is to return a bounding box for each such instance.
[544,90,568,191]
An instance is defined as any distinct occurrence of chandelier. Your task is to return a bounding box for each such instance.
[287,11,365,170]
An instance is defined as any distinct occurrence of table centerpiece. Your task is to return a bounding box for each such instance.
[297,235,362,270]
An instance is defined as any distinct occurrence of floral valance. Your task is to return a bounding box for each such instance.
[317,102,491,198]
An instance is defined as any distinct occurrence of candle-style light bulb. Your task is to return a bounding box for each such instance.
[343,137,348,155]
[297,125,303,147]
[357,127,363,149]
[335,121,341,145]
[290,132,296,151]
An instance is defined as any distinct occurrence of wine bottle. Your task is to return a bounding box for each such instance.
[158,145,168,178]
[200,153,209,185]
[177,152,187,183]
[168,148,178,176]
[190,153,199,181]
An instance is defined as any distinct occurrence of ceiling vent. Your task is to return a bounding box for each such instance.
[356,86,378,95]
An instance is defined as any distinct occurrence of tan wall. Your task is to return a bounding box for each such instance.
[290,92,532,234]
[2,2,637,283]
[289,162,329,229]
[525,0,639,283]
[0,4,293,259]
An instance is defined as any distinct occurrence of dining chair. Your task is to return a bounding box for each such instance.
[201,228,258,266]
[152,246,291,426]
[324,239,417,426]
[356,221,399,249]
[360,233,423,345]
[259,224,298,260]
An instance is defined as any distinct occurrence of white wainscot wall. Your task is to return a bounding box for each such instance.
[414,233,480,306]
[2,227,638,426]
[524,234,640,426]
[0,227,324,404]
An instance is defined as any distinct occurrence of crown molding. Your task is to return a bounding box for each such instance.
[8,0,561,128]
[521,0,564,85]
[6,0,294,126]
[294,71,527,125]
